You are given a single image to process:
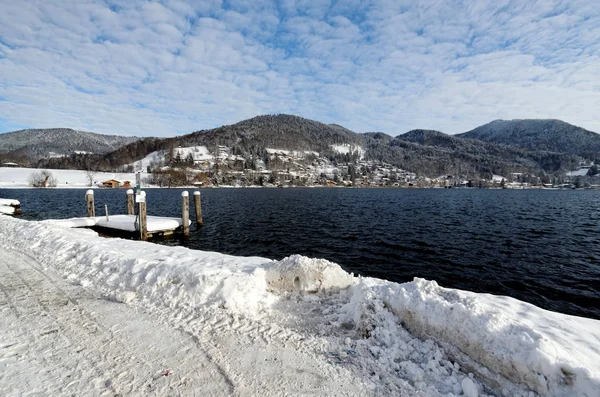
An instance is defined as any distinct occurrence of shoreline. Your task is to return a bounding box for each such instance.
[0,215,599,396]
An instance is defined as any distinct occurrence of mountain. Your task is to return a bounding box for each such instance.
[180,114,362,151]
[0,128,138,160]
[99,114,364,168]
[21,115,586,181]
[391,129,579,177]
[456,119,600,158]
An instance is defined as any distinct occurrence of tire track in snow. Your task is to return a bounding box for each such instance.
[0,249,233,396]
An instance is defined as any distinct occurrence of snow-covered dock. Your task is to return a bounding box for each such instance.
[0,198,21,215]
[42,189,200,240]
[44,215,190,238]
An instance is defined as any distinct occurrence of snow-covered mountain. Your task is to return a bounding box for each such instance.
[456,119,600,156]
[0,128,138,159]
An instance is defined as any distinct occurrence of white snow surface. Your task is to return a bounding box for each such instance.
[176,146,214,162]
[1,215,599,396]
[331,144,365,159]
[0,206,17,215]
[567,169,589,177]
[266,148,320,158]
[0,167,148,188]
[130,150,165,171]
[43,215,190,232]
[0,198,20,206]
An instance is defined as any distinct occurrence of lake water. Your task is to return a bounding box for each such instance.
[2,187,599,320]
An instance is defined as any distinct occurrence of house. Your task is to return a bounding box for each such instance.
[1,162,19,168]
[122,181,132,188]
[101,179,122,188]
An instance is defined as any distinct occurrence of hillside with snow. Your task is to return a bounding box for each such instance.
[0,215,598,396]
[0,128,138,160]
[457,119,600,156]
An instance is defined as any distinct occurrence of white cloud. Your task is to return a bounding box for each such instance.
[0,0,599,137]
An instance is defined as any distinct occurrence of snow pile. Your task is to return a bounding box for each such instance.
[266,254,355,293]
[42,217,100,227]
[0,216,276,317]
[1,215,599,396]
[341,277,600,396]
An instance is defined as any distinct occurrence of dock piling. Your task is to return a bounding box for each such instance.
[139,191,147,241]
[85,190,95,217]
[182,191,190,236]
[193,191,203,225]
[126,189,134,215]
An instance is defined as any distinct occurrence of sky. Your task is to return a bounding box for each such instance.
[0,0,599,137]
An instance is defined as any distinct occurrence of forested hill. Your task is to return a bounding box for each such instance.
[180,114,363,151]
[7,114,592,179]
[387,129,579,177]
[456,119,600,158]
[0,128,138,160]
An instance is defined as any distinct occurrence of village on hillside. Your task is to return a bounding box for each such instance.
[2,143,599,189]
[118,144,599,189]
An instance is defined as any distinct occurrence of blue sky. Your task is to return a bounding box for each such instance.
[0,0,599,137]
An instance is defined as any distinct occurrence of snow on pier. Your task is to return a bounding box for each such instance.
[43,215,190,233]
[0,198,21,215]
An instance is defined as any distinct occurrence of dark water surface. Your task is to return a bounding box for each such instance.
[2,187,599,320]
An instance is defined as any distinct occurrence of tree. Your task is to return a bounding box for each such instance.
[29,170,58,188]
[85,170,97,187]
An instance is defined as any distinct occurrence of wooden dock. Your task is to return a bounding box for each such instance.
[44,215,190,239]
[0,198,21,216]
[42,189,203,240]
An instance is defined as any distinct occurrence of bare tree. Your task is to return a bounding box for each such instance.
[85,170,97,187]
[29,170,58,188]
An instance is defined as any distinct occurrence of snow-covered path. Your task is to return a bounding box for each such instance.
[0,248,235,396]
[0,247,374,396]
[1,215,599,397]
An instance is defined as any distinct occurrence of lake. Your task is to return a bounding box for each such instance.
[2,187,599,320]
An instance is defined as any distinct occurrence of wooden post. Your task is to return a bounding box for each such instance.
[104,204,109,221]
[85,190,95,217]
[139,191,147,241]
[126,189,134,215]
[181,190,190,236]
[181,191,190,236]
[193,191,203,225]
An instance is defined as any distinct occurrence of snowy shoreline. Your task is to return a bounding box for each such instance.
[0,216,599,396]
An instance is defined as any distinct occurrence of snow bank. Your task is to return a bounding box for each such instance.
[0,216,276,317]
[266,254,355,293]
[1,215,599,396]
[42,217,101,227]
[341,277,600,396]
